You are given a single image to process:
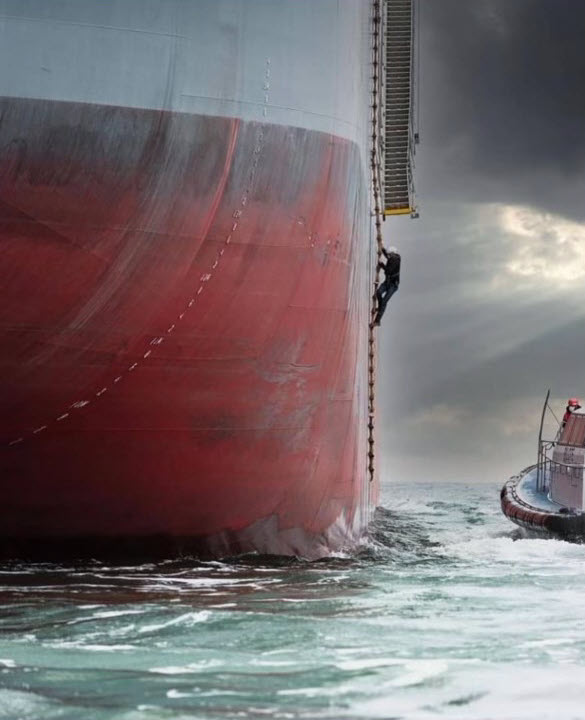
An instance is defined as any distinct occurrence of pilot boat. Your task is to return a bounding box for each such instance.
[501,392,585,538]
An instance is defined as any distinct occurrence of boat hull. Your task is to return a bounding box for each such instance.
[0,97,374,559]
[501,466,585,539]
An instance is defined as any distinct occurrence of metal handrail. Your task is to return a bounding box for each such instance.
[537,439,585,493]
[535,390,585,492]
[382,0,418,216]
[406,0,417,212]
[541,453,584,471]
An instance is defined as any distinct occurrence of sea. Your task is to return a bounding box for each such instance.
[2,481,585,720]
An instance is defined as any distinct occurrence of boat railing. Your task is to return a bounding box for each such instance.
[537,439,584,493]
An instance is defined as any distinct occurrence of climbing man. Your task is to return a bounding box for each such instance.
[372,245,401,327]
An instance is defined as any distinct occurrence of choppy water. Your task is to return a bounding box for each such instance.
[2,482,585,720]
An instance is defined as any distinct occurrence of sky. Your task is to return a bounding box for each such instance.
[378,0,585,484]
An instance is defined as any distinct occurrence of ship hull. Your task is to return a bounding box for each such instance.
[1,96,374,558]
[0,0,377,559]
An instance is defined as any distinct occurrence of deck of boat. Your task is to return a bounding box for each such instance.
[515,467,562,513]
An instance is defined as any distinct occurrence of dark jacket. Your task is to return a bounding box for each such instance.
[381,249,401,285]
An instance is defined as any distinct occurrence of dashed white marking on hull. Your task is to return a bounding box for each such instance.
[13,80,272,448]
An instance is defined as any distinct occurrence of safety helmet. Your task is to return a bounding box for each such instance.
[569,398,581,407]
[388,246,398,254]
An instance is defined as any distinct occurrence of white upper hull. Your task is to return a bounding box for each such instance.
[0,0,371,145]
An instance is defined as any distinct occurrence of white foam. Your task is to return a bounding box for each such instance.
[139,610,211,633]
[166,689,193,699]
[67,609,146,624]
[0,690,51,719]
[46,641,136,652]
[149,659,223,675]
[388,659,449,688]
[91,609,146,620]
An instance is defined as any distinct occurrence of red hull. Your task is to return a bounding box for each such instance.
[0,99,373,558]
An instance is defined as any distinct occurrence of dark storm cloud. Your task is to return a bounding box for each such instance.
[379,199,585,482]
[378,2,585,483]
[416,310,585,420]
[380,310,585,483]
[420,0,585,218]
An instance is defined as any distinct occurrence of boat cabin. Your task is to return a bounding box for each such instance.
[548,408,585,509]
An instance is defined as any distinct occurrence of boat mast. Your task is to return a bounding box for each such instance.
[537,389,550,492]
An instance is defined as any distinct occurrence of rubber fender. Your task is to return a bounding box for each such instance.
[518,509,528,523]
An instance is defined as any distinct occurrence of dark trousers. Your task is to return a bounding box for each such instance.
[373,279,399,325]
